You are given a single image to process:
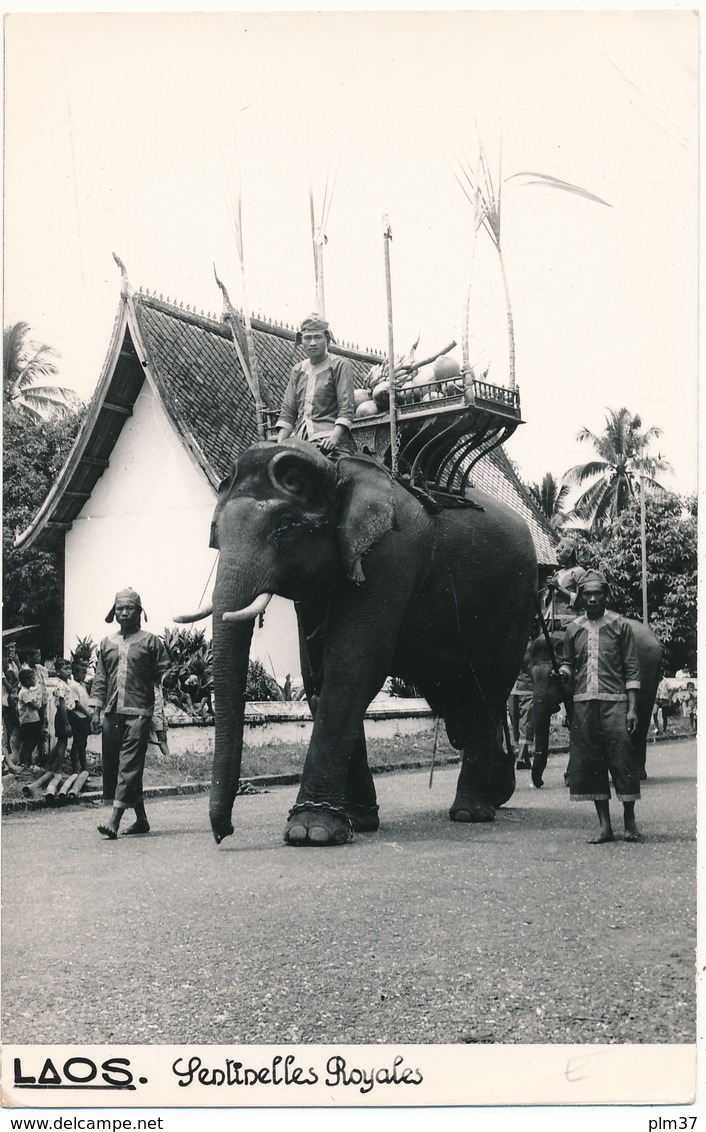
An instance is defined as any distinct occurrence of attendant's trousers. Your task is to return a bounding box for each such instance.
[101,713,152,809]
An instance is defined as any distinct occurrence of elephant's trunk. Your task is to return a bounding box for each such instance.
[222,592,272,622]
[209,609,254,844]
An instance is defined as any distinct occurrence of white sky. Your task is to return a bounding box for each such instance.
[3,6,699,496]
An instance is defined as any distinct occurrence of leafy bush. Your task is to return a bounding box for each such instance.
[245,659,284,702]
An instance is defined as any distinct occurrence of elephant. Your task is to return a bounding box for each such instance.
[528,616,662,788]
[177,438,538,846]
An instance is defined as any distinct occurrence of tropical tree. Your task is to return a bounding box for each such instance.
[3,321,80,421]
[3,399,85,654]
[596,492,697,675]
[566,407,671,533]
[528,472,571,530]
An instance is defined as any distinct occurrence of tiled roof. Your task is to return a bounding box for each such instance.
[471,447,558,567]
[17,287,557,567]
[136,293,380,481]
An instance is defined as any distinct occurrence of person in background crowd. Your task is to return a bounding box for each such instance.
[2,641,21,764]
[90,588,171,840]
[509,636,535,770]
[150,682,171,758]
[67,660,93,774]
[276,313,356,456]
[16,668,44,768]
[20,646,50,760]
[559,570,642,845]
[687,684,697,733]
[653,676,672,734]
[46,659,73,772]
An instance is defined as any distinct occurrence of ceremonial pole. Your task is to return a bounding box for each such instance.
[640,467,649,626]
[225,143,268,439]
[382,215,399,478]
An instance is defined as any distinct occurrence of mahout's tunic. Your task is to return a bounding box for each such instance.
[276,354,356,453]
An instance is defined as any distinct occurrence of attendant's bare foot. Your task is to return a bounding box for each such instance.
[122,820,150,835]
[97,824,118,840]
[624,826,642,842]
[589,829,615,844]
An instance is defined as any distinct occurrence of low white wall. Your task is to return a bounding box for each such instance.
[159,699,435,757]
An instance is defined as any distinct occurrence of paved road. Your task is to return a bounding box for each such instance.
[2,740,696,1046]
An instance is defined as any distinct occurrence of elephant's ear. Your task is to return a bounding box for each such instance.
[336,456,398,583]
[209,461,238,550]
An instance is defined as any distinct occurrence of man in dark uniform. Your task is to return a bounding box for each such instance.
[90,588,170,840]
[559,570,642,844]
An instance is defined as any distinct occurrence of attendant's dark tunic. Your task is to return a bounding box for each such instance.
[563,611,641,801]
[90,629,171,809]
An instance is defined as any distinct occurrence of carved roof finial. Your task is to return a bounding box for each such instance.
[112,252,132,299]
[213,263,235,320]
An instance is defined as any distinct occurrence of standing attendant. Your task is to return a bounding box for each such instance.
[543,537,587,630]
[90,589,170,839]
[559,570,642,844]
[276,313,356,456]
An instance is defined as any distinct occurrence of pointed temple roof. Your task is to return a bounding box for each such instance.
[16,284,558,566]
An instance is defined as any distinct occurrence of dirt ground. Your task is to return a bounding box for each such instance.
[2,737,697,1048]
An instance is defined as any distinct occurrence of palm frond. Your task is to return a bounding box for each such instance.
[505,172,611,208]
[564,459,610,485]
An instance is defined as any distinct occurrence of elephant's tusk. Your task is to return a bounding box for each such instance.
[222,593,273,622]
[174,604,214,623]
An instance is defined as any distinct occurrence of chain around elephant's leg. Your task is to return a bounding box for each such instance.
[284,802,354,846]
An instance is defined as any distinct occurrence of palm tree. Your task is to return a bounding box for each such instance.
[450,136,610,388]
[529,471,571,530]
[3,321,79,421]
[566,407,671,532]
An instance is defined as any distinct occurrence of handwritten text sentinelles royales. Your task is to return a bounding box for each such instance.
[172,1054,424,1095]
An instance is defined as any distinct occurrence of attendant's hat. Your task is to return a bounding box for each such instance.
[105,588,147,623]
[577,569,610,594]
[294,312,335,347]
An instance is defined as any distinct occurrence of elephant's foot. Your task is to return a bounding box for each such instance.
[347,804,380,833]
[449,797,496,823]
[284,803,354,846]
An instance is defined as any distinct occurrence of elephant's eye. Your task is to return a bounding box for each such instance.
[281,471,307,498]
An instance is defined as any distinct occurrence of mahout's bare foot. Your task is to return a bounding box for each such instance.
[122,820,150,835]
[97,824,118,840]
[624,827,642,842]
[589,829,615,844]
